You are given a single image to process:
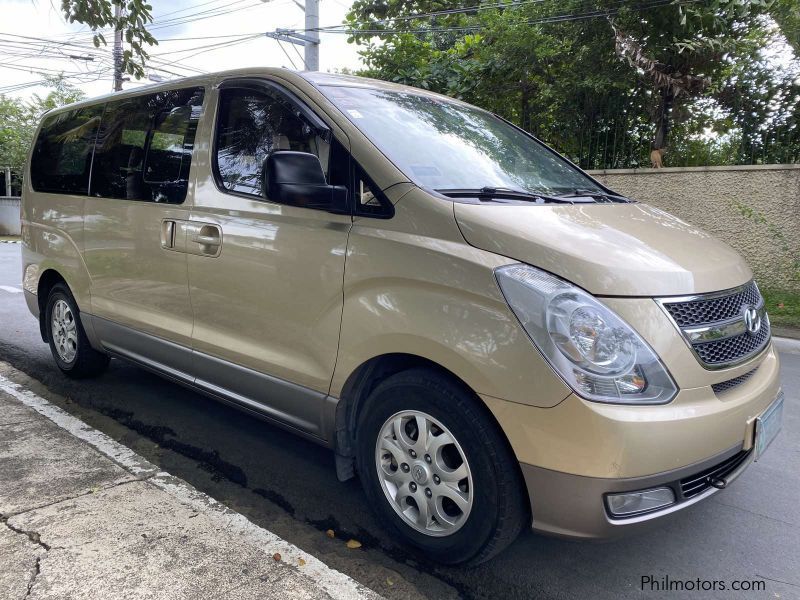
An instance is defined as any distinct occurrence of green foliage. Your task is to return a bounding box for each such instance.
[769,0,800,53]
[0,96,28,170]
[60,0,156,80]
[761,288,800,331]
[0,77,86,170]
[346,0,800,168]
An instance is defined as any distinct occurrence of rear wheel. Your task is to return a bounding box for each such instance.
[356,368,528,565]
[45,284,109,378]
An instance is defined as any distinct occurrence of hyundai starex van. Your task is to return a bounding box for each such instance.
[21,68,783,565]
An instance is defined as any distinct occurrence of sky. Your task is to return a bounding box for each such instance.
[0,0,363,101]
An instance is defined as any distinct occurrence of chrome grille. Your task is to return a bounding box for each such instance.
[659,281,771,369]
[664,281,762,327]
[711,368,757,395]
[694,320,770,366]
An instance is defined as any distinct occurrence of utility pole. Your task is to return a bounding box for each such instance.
[265,0,320,71]
[113,2,123,91]
[304,0,319,71]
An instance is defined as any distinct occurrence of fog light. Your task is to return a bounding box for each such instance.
[606,487,675,517]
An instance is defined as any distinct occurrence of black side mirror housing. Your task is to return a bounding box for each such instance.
[263,151,349,214]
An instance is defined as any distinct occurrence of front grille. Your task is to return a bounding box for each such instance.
[694,317,771,366]
[664,282,762,327]
[712,368,757,394]
[680,449,751,499]
[660,281,771,368]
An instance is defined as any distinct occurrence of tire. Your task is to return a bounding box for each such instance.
[356,367,528,565]
[45,283,109,378]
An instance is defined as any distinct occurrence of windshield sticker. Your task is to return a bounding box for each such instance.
[347,109,364,119]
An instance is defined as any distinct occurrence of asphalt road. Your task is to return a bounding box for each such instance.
[1,243,798,600]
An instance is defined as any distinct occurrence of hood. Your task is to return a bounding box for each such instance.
[454,202,751,296]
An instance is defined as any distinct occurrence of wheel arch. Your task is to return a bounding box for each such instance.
[331,352,526,498]
[36,268,69,342]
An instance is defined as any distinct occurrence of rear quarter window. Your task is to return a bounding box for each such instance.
[30,105,104,195]
[90,86,204,203]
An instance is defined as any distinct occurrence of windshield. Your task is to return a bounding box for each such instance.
[319,85,603,196]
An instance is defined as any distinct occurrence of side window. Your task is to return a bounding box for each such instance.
[144,105,196,200]
[327,137,350,189]
[90,86,204,203]
[30,105,103,195]
[214,87,330,198]
[90,97,149,200]
[354,166,393,218]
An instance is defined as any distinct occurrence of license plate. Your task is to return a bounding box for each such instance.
[755,392,784,460]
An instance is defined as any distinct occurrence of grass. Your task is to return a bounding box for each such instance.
[761,289,800,332]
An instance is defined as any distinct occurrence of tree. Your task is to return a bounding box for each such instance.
[0,77,86,170]
[610,0,772,160]
[345,0,798,168]
[60,0,156,80]
[770,0,800,53]
[0,96,28,170]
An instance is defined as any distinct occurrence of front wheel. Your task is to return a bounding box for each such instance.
[45,283,109,378]
[356,368,528,565]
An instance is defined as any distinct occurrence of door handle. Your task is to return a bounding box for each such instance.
[188,223,222,257]
[192,233,220,246]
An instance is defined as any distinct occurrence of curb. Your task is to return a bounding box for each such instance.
[0,365,380,600]
[774,336,800,355]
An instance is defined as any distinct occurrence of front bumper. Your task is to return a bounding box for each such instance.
[481,340,782,539]
[520,442,755,539]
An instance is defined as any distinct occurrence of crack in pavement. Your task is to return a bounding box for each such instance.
[1,476,155,521]
[0,475,158,599]
[711,499,798,529]
[1,514,49,599]
[0,420,39,427]
[26,556,41,599]
[755,573,800,589]
[1,515,51,552]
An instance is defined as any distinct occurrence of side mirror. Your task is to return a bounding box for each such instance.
[263,151,349,214]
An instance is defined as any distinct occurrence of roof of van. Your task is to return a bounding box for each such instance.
[40,67,455,117]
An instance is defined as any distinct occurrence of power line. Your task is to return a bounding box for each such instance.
[4,0,681,85]
[147,0,265,32]
[319,0,552,31]
[147,34,262,58]
[152,35,262,69]
[153,0,232,21]
[290,40,308,70]
[275,39,298,69]
[31,0,287,46]
[277,0,688,36]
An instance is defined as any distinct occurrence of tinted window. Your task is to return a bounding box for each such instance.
[90,87,204,203]
[327,137,350,188]
[214,87,330,198]
[30,105,103,195]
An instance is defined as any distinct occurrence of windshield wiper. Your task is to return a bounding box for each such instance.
[436,187,576,204]
[555,188,631,203]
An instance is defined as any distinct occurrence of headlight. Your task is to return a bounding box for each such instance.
[495,264,677,405]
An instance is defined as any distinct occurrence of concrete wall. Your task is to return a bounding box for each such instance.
[0,197,21,236]
[588,165,800,293]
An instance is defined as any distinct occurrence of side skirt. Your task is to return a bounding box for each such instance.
[84,314,335,446]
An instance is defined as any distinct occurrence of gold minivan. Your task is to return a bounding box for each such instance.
[21,68,783,565]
